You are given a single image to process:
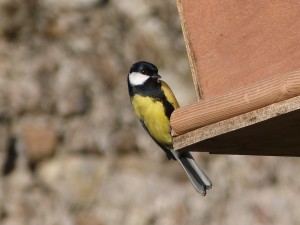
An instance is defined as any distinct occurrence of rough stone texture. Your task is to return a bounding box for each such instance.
[0,0,299,225]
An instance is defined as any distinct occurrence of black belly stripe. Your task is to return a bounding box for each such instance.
[161,96,174,119]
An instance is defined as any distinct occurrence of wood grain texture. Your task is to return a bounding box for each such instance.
[177,0,300,99]
[173,95,300,156]
[171,70,300,135]
[176,0,201,99]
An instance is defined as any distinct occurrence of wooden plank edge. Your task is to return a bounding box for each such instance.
[173,94,300,151]
[171,69,300,135]
[176,0,202,100]
[208,148,300,157]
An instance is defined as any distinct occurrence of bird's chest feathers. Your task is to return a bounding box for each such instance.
[131,95,172,146]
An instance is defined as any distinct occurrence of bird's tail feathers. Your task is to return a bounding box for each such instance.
[171,150,212,195]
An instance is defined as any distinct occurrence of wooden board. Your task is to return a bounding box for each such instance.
[177,0,300,99]
[173,95,300,156]
[171,70,300,135]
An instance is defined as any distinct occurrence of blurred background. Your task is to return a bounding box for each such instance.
[0,0,300,224]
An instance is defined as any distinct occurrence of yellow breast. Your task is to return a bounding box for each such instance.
[131,95,173,148]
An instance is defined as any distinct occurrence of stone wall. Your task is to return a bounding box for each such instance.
[0,1,299,225]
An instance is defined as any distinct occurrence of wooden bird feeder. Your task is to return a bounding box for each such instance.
[171,0,300,156]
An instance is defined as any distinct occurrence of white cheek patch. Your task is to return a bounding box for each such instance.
[129,72,150,86]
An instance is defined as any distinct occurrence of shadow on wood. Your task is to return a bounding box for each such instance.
[173,95,300,156]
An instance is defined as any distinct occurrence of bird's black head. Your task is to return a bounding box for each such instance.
[128,61,161,87]
[129,61,158,76]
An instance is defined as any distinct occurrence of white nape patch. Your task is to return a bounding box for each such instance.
[129,72,150,86]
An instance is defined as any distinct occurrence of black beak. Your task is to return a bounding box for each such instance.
[152,74,161,79]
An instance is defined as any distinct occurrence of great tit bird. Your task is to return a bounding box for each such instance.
[127,61,212,195]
